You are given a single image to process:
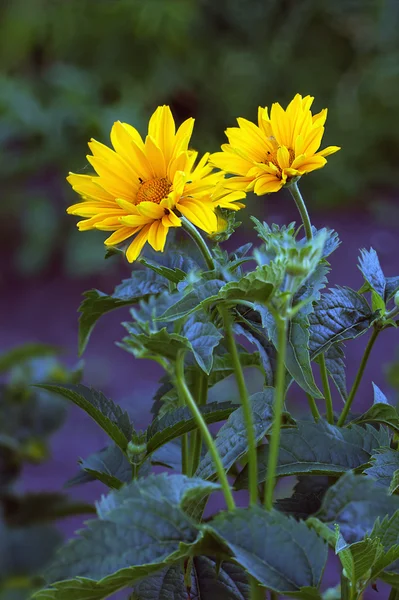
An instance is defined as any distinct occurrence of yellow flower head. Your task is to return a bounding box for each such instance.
[210,94,340,195]
[67,106,244,262]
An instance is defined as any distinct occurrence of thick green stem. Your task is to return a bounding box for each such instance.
[306,393,321,422]
[181,216,215,271]
[221,305,258,506]
[319,354,334,424]
[189,372,208,476]
[175,350,235,510]
[288,181,313,241]
[337,327,380,427]
[249,580,265,600]
[264,315,288,510]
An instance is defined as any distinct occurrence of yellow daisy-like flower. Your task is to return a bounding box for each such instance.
[210,94,340,195]
[67,106,244,262]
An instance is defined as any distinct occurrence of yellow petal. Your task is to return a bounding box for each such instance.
[121,214,153,226]
[144,135,167,178]
[177,199,218,233]
[254,174,283,195]
[162,210,181,228]
[277,146,291,169]
[87,156,136,199]
[317,145,341,158]
[147,219,168,252]
[104,227,134,246]
[270,102,291,147]
[126,225,151,262]
[302,126,324,156]
[291,154,327,173]
[172,117,195,158]
[148,105,176,164]
[136,201,165,219]
[110,121,144,169]
[67,173,114,202]
[210,151,253,176]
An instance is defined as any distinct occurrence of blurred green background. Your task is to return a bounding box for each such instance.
[1,0,399,276]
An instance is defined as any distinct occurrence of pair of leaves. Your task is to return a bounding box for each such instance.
[235,420,389,489]
[358,247,399,303]
[35,475,219,599]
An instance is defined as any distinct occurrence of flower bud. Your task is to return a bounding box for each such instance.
[127,440,147,464]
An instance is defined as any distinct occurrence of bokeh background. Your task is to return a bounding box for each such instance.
[1,0,399,597]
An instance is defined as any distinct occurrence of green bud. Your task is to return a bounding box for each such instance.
[127,440,147,464]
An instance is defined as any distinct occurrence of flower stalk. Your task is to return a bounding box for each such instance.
[319,354,334,424]
[181,216,215,271]
[288,181,313,241]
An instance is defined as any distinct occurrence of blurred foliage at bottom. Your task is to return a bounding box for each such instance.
[0,344,95,600]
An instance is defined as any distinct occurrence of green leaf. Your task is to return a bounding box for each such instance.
[182,314,223,374]
[365,448,399,488]
[146,402,237,455]
[36,384,134,451]
[390,470,399,495]
[308,287,377,357]
[385,276,399,302]
[160,279,224,322]
[78,269,168,354]
[66,445,132,489]
[36,475,214,600]
[218,263,285,304]
[261,309,323,398]
[139,257,187,284]
[234,321,276,386]
[205,507,327,594]
[312,471,399,543]
[208,351,263,388]
[133,557,249,599]
[323,343,347,401]
[358,248,386,299]
[276,476,330,519]
[3,492,95,525]
[195,388,275,480]
[335,532,383,596]
[235,421,389,489]
[293,262,330,316]
[0,343,61,374]
[351,403,399,433]
[372,381,390,404]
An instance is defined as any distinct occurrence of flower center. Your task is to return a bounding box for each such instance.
[265,147,296,179]
[136,177,171,204]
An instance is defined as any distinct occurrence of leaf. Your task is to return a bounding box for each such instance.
[235,421,388,489]
[365,448,399,488]
[385,276,399,302]
[312,471,399,543]
[308,287,376,357]
[358,248,386,298]
[66,445,132,489]
[160,279,224,322]
[218,263,285,304]
[234,322,276,386]
[372,382,390,404]
[208,351,263,388]
[351,404,399,433]
[335,533,383,596]
[293,262,330,316]
[182,314,223,374]
[3,492,95,525]
[205,507,327,594]
[390,470,399,495]
[146,402,237,455]
[276,476,330,519]
[78,269,168,354]
[36,475,214,599]
[139,257,187,284]
[261,310,322,398]
[323,343,347,401]
[133,557,249,600]
[36,384,134,451]
[195,389,275,480]
[0,343,61,373]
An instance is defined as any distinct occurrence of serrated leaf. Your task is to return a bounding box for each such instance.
[313,471,399,543]
[66,445,132,489]
[293,262,330,316]
[351,403,399,433]
[78,270,168,354]
[385,276,399,302]
[260,309,322,398]
[139,257,186,284]
[205,507,327,594]
[370,511,399,578]
[133,557,249,600]
[336,533,383,595]
[308,287,376,357]
[365,448,399,487]
[323,343,347,400]
[36,384,134,451]
[236,421,388,489]
[390,470,399,495]
[146,402,237,455]
[208,351,263,388]
[160,279,224,322]
[358,248,386,298]
[218,263,285,304]
[182,314,223,374]
[195,389,275,480]
[36,475,213,599]
[276,476,330,519]
[234,322,276,386]
[372,382,390,404]
[0,343,61,373]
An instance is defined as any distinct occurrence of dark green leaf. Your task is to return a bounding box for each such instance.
[218,263,285,304]
[146,402,237,454]
[365,448,399,488]
[335,533,383,596]
[208,351,263,388]
[276,476,330,519]
[139,257,186,284]
[133,557,249,600]
[385,276,399,302]
[351,403,399,433]
[205,507,327,593]
[78,270,168,354]
[358,248,386,298]
[0,343,61,374]
[308,287,377,356]
[66,445,132,489]
[323,343,347,401]
[293,262,330,316]
[312,471,399,543]
[234,322,276,386]
[160,279,224,322]
[196,389,275,480]
[235,421,389,489]
[36,384,134,451]
[3,493,94,525]
[182,314,222,374]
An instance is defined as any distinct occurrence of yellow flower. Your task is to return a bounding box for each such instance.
[67,106,244,262]
[210,94,340,195]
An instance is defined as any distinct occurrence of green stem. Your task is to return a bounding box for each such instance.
[319,354,334,424]
[264,315,288,510]
[337,327,380,427]
[178,388,190,474]
[250,580,265,600]
[181,216,215,271]
[175,350,235,510]
[221,305,258,506]
[306,393,321,422]
[189,372,208,476]
[388,588,399,600]
[288,181,313,241]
